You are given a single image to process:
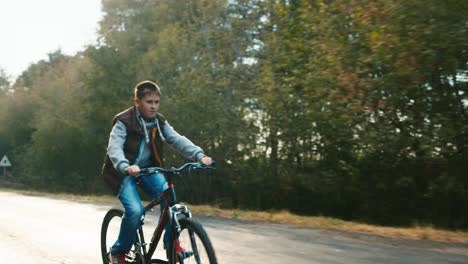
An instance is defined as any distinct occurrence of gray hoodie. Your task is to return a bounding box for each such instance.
[107,108,206,173]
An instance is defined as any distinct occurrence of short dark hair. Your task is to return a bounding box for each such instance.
[134,80,161,99]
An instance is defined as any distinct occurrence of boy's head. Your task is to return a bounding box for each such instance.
[133,80,161,120]
[134,80,161,99]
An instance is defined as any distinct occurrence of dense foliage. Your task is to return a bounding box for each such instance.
[0,0,466,228]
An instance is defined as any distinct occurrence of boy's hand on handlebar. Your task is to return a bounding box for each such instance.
[125,165,141,176]
[200,156,213,166]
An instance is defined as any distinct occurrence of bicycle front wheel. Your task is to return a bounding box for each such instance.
[168,217,217,264]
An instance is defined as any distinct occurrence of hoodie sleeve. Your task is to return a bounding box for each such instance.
[162,121,206,161]
[107,120,130,173]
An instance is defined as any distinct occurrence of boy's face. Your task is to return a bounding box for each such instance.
[134,93,160,120]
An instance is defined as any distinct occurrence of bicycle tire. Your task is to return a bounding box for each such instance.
[167,217,217,264]
[101,209,124,264]
[101,209,149,264]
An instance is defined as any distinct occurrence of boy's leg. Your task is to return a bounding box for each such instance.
[111,177,145,255]
[138,173,171,247]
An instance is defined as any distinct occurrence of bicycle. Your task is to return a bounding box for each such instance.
[100,162,218,264]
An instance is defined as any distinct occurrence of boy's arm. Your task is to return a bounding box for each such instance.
[107,120,131,173]
[162,121,206,161]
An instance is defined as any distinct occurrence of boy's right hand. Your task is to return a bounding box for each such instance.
[125,165,141,176]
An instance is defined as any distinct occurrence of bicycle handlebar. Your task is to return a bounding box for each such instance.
[117,162,215,197]
[139,161,216,175]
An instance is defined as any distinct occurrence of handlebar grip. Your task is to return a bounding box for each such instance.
[199,160,215,170]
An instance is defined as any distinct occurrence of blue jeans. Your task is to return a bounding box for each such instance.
[111,172,170,255]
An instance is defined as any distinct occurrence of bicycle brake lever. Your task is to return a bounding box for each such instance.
[209,160,216,168]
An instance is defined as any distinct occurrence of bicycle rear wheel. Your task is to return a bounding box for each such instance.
[167,217,217,264]
[101,209,123,264]
[101,209,147,264]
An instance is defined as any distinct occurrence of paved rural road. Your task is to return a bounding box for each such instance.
[0,190,467,264]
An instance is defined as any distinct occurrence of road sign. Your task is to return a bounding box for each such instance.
[0,155,11,167]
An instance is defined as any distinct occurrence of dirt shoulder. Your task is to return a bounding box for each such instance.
[189,205,468,244]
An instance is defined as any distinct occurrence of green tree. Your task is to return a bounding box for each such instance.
[5,51,96,192]
[0,67,12,155]
[86,0,262,202]
[296,0,468,225]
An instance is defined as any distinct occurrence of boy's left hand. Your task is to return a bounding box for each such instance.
[200,156,213,166]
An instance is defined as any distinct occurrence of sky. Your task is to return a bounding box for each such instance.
[0,0,103,80]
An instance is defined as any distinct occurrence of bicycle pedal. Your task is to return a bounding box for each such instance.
[177,251,193,262]
[182,251,193,258]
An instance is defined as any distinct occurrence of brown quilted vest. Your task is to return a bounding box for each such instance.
[101,106,166,194]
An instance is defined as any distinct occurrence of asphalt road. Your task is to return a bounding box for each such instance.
[0,190,467,264]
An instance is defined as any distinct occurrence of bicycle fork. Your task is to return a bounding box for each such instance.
[170,204,197,264]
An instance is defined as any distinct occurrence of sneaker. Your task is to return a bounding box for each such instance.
[110,253,127,264]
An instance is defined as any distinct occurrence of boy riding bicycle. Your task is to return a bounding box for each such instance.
[101,80,212,264]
